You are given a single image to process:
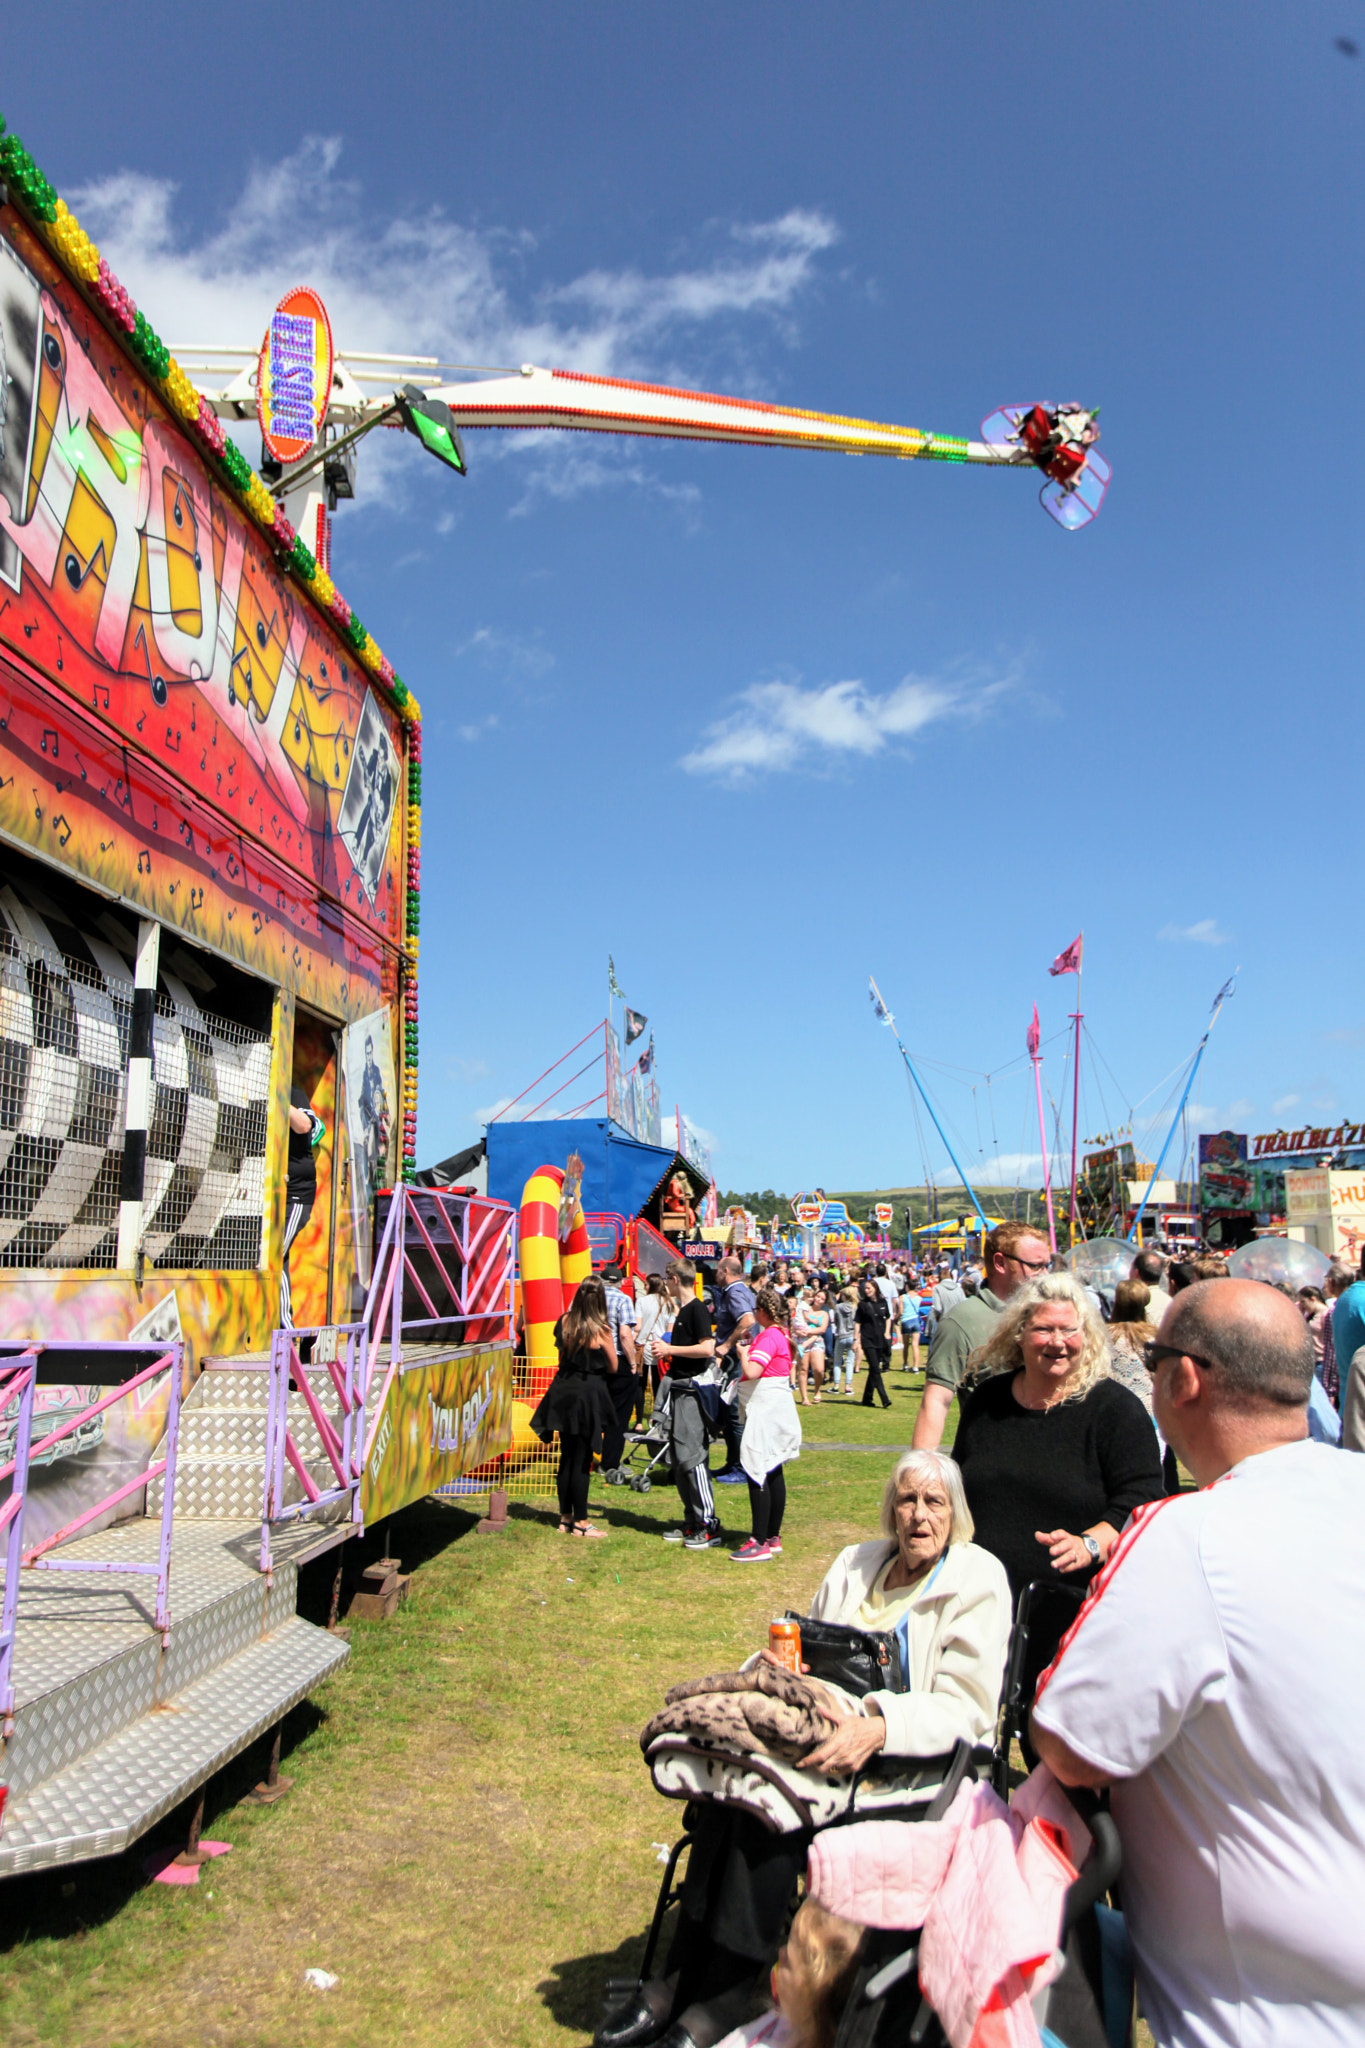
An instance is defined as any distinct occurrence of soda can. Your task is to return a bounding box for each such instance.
[769,1616,801,1673]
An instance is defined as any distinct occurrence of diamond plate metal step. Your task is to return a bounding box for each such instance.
[147,1362,353,1520]
[3,1568,296,1797]
[0,1616,349,1875]
[0,1517,354,1874]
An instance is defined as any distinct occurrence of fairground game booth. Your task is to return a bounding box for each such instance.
[0,139,516,1877]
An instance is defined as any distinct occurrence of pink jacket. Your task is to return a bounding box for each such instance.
[805,1768,1089,2048]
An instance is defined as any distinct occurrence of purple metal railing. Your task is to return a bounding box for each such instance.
[0,1341,184,1736]
[356,1184,516,1483]
[258,1323,365,1585]
[256,1187,517,1576]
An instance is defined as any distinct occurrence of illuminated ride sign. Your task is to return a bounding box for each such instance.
[257,286,334,464]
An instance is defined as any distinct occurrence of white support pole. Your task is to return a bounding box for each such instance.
[116,919,161,1273]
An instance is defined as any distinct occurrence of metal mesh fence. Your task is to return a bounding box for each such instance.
[0,887,272,1272]
[446,1358,661,1504]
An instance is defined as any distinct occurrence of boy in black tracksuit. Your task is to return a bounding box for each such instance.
[652,1261,722,1547]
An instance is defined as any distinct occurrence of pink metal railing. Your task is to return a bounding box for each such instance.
[0,1341,184,1737]
[258,1323,365,1584]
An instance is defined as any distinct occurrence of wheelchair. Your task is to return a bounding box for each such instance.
[600,1580,1133,2048]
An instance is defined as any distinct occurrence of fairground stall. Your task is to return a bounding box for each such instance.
[1201,1121,1365,1254]
[0,134,514,1877]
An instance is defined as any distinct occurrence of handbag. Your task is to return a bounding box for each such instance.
[785,1612,906,1697]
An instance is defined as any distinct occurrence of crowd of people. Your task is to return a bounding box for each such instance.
[531,1223,1365,2048]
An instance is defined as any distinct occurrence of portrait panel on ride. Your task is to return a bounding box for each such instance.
[0,215,406,1022]
[343,1006,396,1209]
[336,691,400,910]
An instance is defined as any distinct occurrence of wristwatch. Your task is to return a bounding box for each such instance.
[1082,1534,1101,1563]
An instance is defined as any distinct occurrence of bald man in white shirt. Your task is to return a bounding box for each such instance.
[1031,1280,1365,2048]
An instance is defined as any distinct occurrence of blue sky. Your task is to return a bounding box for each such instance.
[9,0,1364,1194]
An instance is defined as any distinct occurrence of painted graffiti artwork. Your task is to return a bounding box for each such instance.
[343,1004,395,1212]
[337,691,399,910]
[0,216,405,1024]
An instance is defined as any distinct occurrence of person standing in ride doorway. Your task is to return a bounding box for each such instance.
[730,1287,802,1562]
[280,1084,325,1332]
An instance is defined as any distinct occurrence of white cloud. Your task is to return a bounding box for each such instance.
[977,1152,1046,1184]
[455,714,499,742]
[661,1113,720,1159]
[475,1096,515,1125]
[681,668,1011,782]
[1158,918,1230,946]
[72,144,838,515]
[1272,1093,1301,1115]
[508,442,702,522]
[453,625,554,679]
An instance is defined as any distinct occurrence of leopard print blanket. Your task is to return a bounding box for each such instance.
[640,1662,849,1763]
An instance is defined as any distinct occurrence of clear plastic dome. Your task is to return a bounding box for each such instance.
[1225,1238,1330,1289]
[1063,1238,1139,1292]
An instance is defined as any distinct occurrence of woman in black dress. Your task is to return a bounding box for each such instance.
[952,1270,1163,1686]
[530,1276,618,1538]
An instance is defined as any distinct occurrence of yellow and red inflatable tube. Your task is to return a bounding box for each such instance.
[519,1165,591,1387]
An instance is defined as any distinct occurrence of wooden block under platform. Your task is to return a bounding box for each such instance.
[345,1558,412,1621]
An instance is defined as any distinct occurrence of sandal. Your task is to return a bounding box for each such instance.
[556,1519,573,1534]
[573,1521,608,1539]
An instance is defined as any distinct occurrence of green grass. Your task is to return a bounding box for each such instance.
[0,1393,924,2048]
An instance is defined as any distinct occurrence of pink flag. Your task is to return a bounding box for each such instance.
[1027,1004,1040,1058]
[1049,933,1083,977]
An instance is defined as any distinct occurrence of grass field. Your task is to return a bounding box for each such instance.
[0,1373,1150,2048]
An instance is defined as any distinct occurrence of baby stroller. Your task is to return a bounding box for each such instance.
[606,1381,674,1493]
[603,1582,1132,2048]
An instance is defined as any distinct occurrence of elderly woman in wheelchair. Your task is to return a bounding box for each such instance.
[597,1450,1011,2048]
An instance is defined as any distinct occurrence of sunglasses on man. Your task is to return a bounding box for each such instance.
[1143,1341,1211,1374]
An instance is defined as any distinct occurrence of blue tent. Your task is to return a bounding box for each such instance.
[485,1118,705,1223]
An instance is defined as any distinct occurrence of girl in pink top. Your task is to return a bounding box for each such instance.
[731,1289,803,1562]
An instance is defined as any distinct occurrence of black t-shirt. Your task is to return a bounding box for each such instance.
[953,1370,1165,1604]
[854,1293,889,1346]
[667,1296,714,1381]
[287,1085,319,1208]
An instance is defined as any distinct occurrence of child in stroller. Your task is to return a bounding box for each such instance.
[713,1897,864,2048]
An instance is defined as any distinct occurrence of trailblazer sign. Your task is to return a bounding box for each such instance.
[1251,1122,1364,1159]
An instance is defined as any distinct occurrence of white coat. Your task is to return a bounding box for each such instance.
[807,1538,1010,1759]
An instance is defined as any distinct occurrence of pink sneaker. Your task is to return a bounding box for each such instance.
[764,1538,783,1555]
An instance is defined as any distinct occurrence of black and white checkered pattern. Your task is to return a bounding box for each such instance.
[0,883,271,1272]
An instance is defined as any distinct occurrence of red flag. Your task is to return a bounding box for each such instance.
[1049,933,1083,977]
[1027,1004,1040,1058]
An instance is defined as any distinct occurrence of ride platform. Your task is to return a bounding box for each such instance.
[0,1352,358,1879]
[0,1513,347,1877]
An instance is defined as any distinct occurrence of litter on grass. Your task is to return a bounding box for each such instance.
[304,1969,340,1991]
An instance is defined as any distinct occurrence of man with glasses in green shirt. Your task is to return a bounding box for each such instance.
[912,1222,1054,1449]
